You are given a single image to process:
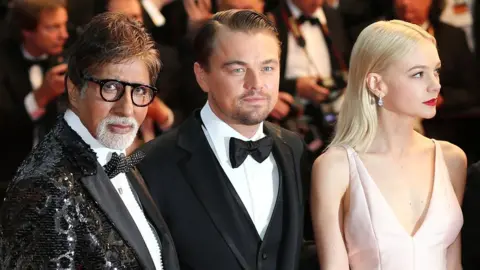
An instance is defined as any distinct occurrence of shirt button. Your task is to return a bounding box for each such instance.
[262,253,268,260]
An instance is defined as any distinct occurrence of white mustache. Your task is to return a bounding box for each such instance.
[96,116,139,150]
[104,116,138,128]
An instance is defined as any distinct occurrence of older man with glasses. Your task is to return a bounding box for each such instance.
[0,12,179,270]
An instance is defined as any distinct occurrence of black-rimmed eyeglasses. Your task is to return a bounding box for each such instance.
[84,76,158,107]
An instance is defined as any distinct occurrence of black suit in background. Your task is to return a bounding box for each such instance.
[145,0,191,47]
[462,161,480,270]
[0,117,179,269]
[0,1,8,42]
[429,22,477,113]
[168,36,207,125]
[338,0,393,42]
[137,111,310,270]
[68,0,190,47]
[0,38,65,185]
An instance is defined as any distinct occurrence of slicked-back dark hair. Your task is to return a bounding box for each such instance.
[193,9,279,71]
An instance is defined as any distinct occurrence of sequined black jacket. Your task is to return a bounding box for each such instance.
[0,118,179,270]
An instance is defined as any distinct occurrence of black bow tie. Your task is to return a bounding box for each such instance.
[297,15,320,25]
[103,151,145,179]
[25,58,50,70]
[229,136,274,169]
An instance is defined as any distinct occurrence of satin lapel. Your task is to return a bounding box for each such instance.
[264,123,300,201]
[176,114,250,270]
[80,163,155,270]
[127,168,180,270]
[264,123,303,270]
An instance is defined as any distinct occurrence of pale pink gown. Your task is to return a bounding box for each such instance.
[342,140,463,270]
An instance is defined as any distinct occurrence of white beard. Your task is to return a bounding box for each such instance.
[96,115,139,150]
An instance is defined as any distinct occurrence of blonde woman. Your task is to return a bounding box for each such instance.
[311,20,467,270]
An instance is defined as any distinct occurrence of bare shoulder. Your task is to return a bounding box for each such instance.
[312,146,350,191]
[437,140,467,199]
[437,140,467,174]
[314,146,350,170]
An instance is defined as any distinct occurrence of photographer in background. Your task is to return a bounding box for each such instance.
[0,0,69,187]
[266,0,351,157]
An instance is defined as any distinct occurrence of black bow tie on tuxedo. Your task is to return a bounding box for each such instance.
[297,15,320,25]
[103,151,145,179]
[229,136,274,169]
[25,58,50,70]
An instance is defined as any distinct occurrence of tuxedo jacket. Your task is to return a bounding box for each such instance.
[267,2,352,96]
[137,112,310,270]
[0,38,64,184]
[461,160,480,269]
[0,118,179,270]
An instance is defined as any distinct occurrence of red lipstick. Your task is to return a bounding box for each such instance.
[423,98,437,106]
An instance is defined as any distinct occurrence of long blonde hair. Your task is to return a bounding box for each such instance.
[328,20,436,152]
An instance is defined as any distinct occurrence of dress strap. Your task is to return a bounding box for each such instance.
[338,145,358,181]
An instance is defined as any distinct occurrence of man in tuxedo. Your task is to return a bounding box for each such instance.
[0,12,179,269]
[0,0,69,187]
[137,9,309,270]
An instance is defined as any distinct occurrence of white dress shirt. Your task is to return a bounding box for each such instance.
[22,45,48,122]
[285,0,331,80]
[200,103,279,239]
[142,0,166,27]
[64,109,163,270]
[21,46,48,146]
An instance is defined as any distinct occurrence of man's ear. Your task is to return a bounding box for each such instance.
[365,72,387,98]
[66,78,83,110]
[194,62,209,93]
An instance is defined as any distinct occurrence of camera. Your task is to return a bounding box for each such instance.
[317,71,347,103]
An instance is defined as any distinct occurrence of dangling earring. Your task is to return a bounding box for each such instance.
[378,95,384,107]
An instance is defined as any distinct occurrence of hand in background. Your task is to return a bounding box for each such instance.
[296,76,330,104]
[270,92,295,121]
[147,97,174,130]
[34,63,67,108]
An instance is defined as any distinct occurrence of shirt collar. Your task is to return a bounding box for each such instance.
[286,0,326,25]
[21,44,48,61]
[64,109,125,166]
[200,102,265,163]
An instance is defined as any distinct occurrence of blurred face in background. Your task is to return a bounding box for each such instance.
[218,0,264,13]
[395,0,432,26]
[22,7,69,56]
[107,0,144,23]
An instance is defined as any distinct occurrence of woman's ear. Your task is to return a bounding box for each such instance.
[365,72,387,98]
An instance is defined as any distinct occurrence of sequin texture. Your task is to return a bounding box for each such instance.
[0,118,143,269]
